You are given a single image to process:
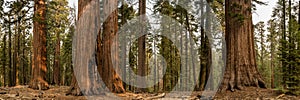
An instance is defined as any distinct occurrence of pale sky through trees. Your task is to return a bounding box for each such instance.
[67,0,276,33]
[252,0,277,24]
[1,0,299,98]
[3,0,276,28]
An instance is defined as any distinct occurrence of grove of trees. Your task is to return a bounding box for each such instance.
[0,0,299,98]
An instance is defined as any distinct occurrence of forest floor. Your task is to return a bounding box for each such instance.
[0,86,299,100]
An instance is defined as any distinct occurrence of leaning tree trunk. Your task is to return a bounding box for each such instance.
[220,0,266,92]
[29,0,49,90]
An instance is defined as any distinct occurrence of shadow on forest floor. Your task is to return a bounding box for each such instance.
[0,86,299,100]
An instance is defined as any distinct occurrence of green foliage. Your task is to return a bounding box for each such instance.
[153,0,202,91]
[261,0,300,95]
[46,0,73,85]
[0,0,3,18]
[0,0,33,86]
[0,0,77,86]
[252,0,267,11]
[117,1,138,91]
[61,24,74,86]
[118,2,135,27]
[255,21,270,86]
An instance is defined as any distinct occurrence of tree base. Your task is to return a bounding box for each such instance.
[67,86,83,96]
[220,75,266,92]
[67,75,105,96]
[111,75,125,93]
[29,79,49,90]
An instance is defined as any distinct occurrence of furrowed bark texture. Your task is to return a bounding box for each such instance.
[221,0,266,92]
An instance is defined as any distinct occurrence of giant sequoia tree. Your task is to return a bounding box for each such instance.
[69,0,125,95]
[99,0,125,93]
[29,0,49,90]
[220,0,266,91]
[68,0,95,96]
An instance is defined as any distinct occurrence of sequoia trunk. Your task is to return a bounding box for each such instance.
[220,0,266,92]
[99,0,125,93]
[68,0,92,96]
[29,0,49,90]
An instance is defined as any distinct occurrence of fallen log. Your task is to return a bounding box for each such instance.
[276,94,285,99]
[0,91,7,94]
[0,88,8,91]
[144,93,166,100]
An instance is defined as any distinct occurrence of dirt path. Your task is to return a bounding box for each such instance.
[0,86,299,100]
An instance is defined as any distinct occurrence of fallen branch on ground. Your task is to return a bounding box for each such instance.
[144,93,166,100]
[276,94,285,99]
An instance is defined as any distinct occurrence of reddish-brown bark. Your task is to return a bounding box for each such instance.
[68,0,98,95]
[29,0,49,90]
[137,0,147,93]
[98,0,125,93]
[220,0,266,92]
[68,0,125,95]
